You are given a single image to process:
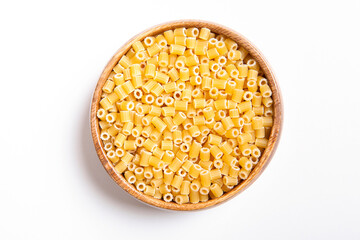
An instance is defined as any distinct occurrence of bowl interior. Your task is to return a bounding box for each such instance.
[90,20,283,211]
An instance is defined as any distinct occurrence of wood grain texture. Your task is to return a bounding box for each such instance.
[90,20,283,211]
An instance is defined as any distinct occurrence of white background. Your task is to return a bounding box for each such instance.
[1,0,359,239]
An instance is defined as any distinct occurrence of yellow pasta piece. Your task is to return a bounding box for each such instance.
[162,83,176,95]
[221,117,235,130]
[219,141,232,155]
[172,129,182,145]
[143,36,155,47]
[184,27,198,37]
[168,157,183,172]
[180,160,192,172]
[138,150,151,167]
[192,116,205,126]
[122,81,135,95]
[119,55,131,68]
[113,73,124,85]
[161,150,174,164]
[199,63,210,77]
[199,170,211,187]
[166,68,179,82]
[150,129,162,142]
[155,34,167,48]
[189,164,202,178]
[135,180,146,192]
[198,147,210,161]
[189,98,205,109]
[132,41,145,53]
[159,117,175,132]
[123,68,131,80]
[215,41,228,56]
[174,36,187,46]
[214,99,228,110]
[210,183,223,198]
[239,168,251,180]
[130,64,141,77]
[160,107,174,117]
[123,140,136,151]
[239,156,253,171]
[254,127,265,139]
[143,185,156,197]
[124,171,136,184]
[174,195,189,204]
[174,27,186,36]
[142,82,156,95]
[179,68,190,81]
[122,122,134,135]
[106,150,119,163]
[131,51,147,64]
[154,71,169,84]
[210,169,222,180]
[224,38,238,51]
[186,37,196,49]
[161,140,173,151]
[147,43,162,57]
[188,125,201,137]
[176,150,188,162]
[237,101,252,113]
[180,181,191,195]
[182,89,192,102]
[210,145,223,159]
[225,128,239,138]
[260,84,272,98]
[239,143,252,156]
[189,188,200,204]
[163,30,174,44]
[114,160,127,174]
[237,64,248,78]
[203,107,215,121]
[170,44,186,55]
[113,63,125,74]
[207,48,220,60]
[121,152,134,164]
[98,120,110,130]
[252,116,263,130]
[185,54,199,67]
[207,134,221,145]
[222,154,235,166]
[134,167,145,180]
[171,175,183,189]
[174,100,188,111]
[149,156,164,168]
[262,97,273,108]
[243,110,255,123]
[118,111,130,123]
[214,122,226,135]
[102,80,115,94]
[143,138,157,152]
[223,176,238,186]
[195,40,208,55]
[99,98,112,111]
[189,75,201,85]
[151,116,167,132]
[148,84,163,98]
[255,138,269,148]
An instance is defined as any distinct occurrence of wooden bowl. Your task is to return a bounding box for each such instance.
[90,20,283,211]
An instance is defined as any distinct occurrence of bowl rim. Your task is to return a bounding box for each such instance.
[90,19,283,211]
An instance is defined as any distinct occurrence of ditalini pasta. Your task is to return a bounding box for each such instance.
[97,27,274,204]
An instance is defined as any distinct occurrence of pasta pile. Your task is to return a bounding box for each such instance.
[97,27,274,204]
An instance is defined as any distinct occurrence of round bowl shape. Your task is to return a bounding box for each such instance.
[90,20,283,211]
